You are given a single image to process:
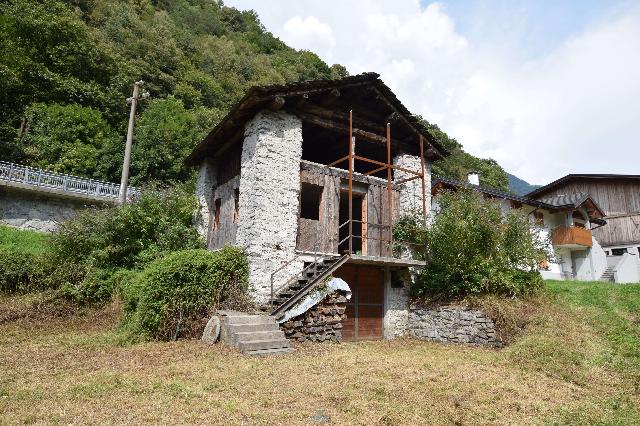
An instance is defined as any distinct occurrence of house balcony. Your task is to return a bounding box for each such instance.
[551,226,593,249]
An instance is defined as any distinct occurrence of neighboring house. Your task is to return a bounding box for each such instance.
[527,175,640,283]
[186,73,446,343]
[432,173,612,282]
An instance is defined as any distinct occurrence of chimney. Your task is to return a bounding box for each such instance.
[467,171,479,186]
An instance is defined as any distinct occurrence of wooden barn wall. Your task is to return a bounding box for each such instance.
[536,179,640,246]
[298,164,400,256]
[208,176,239,250]
[298,169,340,253]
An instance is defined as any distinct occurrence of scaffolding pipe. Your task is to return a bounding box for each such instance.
[419,135,428,225]
[387,123,393,254]
[348,110,353,254]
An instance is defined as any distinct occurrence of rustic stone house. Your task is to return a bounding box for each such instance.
[186,73,448,351]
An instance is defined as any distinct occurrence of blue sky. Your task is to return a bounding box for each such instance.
[227,0,640,183]
[437,0,633,59]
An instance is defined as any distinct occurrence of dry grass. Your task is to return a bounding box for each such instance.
[1,284,639,425]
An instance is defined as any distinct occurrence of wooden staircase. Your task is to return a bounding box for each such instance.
[270,254,349,319]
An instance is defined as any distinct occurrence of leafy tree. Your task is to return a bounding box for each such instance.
[22,103,121,179]
[394,190,551,298]
[129,97,206,184]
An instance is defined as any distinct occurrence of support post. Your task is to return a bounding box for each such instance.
[119,80,147,204]
[348,110,353,254]
[387,123,393,256]
[419,135,428,225]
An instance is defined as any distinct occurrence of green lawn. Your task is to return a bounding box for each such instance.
[0,225,49,254]
[0,280,638,424]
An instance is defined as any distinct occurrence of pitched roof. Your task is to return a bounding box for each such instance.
[526,174,640,198]
[432,176,607,223]
[185,73,447,165]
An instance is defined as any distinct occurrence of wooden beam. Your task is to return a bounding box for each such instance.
[297,112,396,146]
[268,96,285,111]
[319,88,341,106]
[293,93,309,108]
[297,104,387,135]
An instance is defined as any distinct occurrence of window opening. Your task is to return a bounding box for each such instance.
[233,189,240,224]
[300,183,323,220]
[213,198,221,231]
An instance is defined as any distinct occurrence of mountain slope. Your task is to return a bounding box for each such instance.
[507,173,540,195]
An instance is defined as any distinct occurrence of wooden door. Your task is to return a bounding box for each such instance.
[334,265,385,341]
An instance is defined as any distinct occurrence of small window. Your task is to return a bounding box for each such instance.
[391,270,404,289]
[611,248,627,256]
[300,183,323,220]
[233,189,240,224]
[533,211,544,226]
[213,198,221,231]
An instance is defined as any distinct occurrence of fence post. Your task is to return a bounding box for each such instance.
[9,163,14,181]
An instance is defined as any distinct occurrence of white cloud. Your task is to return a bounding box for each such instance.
[227,0,640,183]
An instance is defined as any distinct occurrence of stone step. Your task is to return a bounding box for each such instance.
[227,322,280,333]
[225,315,273,325]
[244,347,295,356]
[234,330,286,342]
[238,338,291,352]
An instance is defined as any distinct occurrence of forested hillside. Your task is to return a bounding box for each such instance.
[0,0,509,190]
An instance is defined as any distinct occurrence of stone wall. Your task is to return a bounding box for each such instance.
[194,157,217,241]
[407,306,502,347]
[280,290,348,342]
[0,187,90,232]
[236,111,304,304]
[393,153,431,219]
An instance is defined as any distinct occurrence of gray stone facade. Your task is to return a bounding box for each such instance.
[407,306,502,347]
[383,268,411,339]
[393,153,431,219]
[0,187,90,232]
[235,111,304,304]
[194,158,217,241]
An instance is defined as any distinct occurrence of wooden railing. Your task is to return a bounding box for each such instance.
[0,161,139,201]
[552,225,593,247]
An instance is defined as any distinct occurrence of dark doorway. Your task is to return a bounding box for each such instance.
[339,190,364,254]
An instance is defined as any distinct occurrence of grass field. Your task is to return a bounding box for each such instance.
[0,281,638,425]
[0,225,49,254]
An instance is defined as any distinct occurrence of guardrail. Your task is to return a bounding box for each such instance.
[0,161,139,201]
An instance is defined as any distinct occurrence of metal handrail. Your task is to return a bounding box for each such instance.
[0,161,139,200]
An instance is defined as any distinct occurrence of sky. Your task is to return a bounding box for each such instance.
[226,0,640,184]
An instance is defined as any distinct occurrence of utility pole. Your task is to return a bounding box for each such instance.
[119,80,149,204]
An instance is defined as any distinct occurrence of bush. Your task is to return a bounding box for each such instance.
[0,250,48,293]
[395,190,550,298]
[120,247,249,340]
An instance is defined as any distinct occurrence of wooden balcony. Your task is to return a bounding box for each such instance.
[551,226,593,248]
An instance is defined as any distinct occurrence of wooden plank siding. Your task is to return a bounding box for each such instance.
[534,179,640,246]
[298,163,399,257]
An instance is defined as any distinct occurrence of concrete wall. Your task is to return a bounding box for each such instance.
[236,111,304,304]
[0,187,90,232]
[613,253,640,283]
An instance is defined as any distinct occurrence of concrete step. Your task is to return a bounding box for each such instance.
[244,347,295,356]
[238,338,291,352]
[227,322,280,333]
[225,315,273,325]
[234,330,286,342]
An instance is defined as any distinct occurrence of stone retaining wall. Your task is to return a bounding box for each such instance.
[407,306,502,347]
[280,291,348,343]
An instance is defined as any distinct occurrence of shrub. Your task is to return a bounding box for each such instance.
[0,250,48,293]
[395,190,550,298]
[120,247,249,340]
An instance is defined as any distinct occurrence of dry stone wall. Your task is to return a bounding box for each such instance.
[393,153,431,218]
[280,291,348,342]
[407,306,502,347]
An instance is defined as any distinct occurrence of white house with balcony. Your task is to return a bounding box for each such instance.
[432,174,615,282]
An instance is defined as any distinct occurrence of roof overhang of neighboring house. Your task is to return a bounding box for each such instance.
[525,174,640,198]
[432,176,607,225]
[185,73,448,166]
